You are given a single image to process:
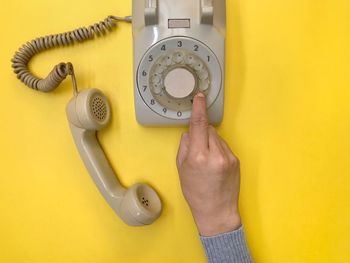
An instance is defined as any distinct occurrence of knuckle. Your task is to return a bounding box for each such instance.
[214,155,230,172]
[229,155,240,167]
[188,151,208,167]
[191,114,208,127]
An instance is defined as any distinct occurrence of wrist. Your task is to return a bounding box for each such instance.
[193,209,241,237]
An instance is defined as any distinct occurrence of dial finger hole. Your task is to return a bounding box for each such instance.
[162,55,173,66]
[153,83,162,94]
[185,55,194,65]
[194,62,204,71]
[173,51,185,63]
[155,63,166,74]
[151,74,162,84]
[198,69,209,80]
[199,79,210,91]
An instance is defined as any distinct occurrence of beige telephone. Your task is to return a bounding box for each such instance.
[11,0,226,225]
[133,0,226,125]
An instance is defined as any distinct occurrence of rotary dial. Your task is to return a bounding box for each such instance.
[137,37,222,120]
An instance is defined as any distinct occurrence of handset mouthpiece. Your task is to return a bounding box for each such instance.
[119,184,162,225]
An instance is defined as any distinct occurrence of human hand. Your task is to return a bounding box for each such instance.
[176,93,241,237]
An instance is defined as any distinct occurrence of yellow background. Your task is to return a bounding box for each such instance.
[0,0,349,262]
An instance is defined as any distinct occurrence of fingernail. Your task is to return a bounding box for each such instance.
[195,92,205,98]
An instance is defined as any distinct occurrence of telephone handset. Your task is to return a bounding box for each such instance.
[133,0,226,125]
[66,88,162,225]
[11,0,226,225]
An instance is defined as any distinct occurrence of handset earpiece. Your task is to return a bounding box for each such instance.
[66,88,162,226]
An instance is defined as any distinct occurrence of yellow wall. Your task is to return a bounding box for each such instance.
[1,0,349,262]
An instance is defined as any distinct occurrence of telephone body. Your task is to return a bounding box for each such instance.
[133,0,226,125]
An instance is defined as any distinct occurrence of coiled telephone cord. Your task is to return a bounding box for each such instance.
[11,15,132,92]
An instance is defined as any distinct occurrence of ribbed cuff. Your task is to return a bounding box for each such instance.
[200,225,253,263]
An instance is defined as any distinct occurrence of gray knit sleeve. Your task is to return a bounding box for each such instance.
[200,225,253,263]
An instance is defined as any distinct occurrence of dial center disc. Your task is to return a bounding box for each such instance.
[164,68,195,99]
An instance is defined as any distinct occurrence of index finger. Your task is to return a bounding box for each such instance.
[189,93,209,151]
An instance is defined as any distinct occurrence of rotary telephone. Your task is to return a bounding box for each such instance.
[11,0,226,225]
[133,0,226,125]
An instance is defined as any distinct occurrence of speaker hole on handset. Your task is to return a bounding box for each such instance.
[91,96,107,121]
